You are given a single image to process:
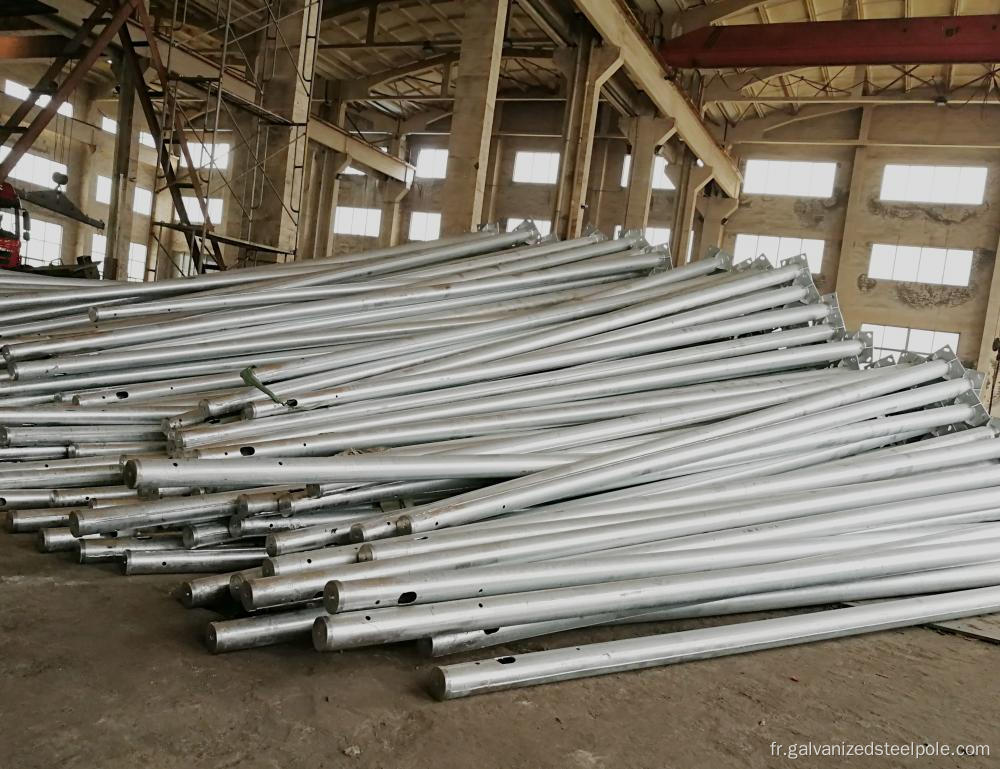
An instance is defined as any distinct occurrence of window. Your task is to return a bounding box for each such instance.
[408,211,441,241]
[179,196,224,225]
[4,79,72,117]
[90,233,106,271]
[20,218,62,267]
[333,206,381,237]
[880,164,987,205]
[0,147,67,190]
[139,132,156,149]
[127,242,147,282]
[512,151,560,184]
[342,165,365,176]
[180,142,230,170]
[95,175,112,205]
[415,148,448,179]
[861,323,960,360]
[743,159,836,198]
[868,243,973,287]
[651,156,675,190]
[620,155,675,190]
[507,217,551,237]
[644,227,671,247]
[733,232,825,274]
[100,116,117,134]
[133,187,153,216]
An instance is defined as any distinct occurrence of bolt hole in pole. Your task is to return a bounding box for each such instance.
[240,447,255,456]
[398,591,417,604]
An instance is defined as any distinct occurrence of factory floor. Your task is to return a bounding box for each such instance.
[1,532,996,769]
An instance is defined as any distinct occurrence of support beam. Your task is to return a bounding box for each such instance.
[440,0,508,235]
[706,86,1000,106]
[703,66,823,103]
[378,177,411,247]
[660,15,1000,69]
[0,0,134,180]
[620,115,675,230]
[0,34,88,60]
[670,157,712,265]
[334,49,554,100]
[726,104,862,143]
[668,0,772,37]
[696,193,739,252]
[105,57,138,280]
[309,118,414,182]
[249,0,323,261]
[39,0,413,184]
[977,235,1000,415]
[312,149,351,260]
[378,135,410,247]
[297,143,324,262]
[572,0,742,198]
[482,112,504,224]
[322,0,472,22]
[551,40,623,239]
[833,107,873,327]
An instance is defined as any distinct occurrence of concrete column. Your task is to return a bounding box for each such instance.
[834,107,873,309]
[620,115,676,230]
[377,135,410,247]
[696,194,739,252]
[482,133,504,225]
[378,178,411,247]
[551,39,622,239]
[440,0,508,235]
[248,0,321,260]
[976,232,1000,414]
[583,137,611,231]
[669,153,712,266]
[106,61,139,280]
[297,142,323,261]
[311,149,350,259]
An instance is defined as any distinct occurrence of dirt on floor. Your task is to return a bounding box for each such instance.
[0,531,997,769]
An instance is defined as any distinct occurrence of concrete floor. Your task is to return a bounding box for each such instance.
[1,531,997,769]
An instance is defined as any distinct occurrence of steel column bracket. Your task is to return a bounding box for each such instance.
[820,294,846,334]
[967,369,988,392]
[790,268,822,305]
[704,246,734,271]
[833,331,870,369]
[477,223,501,233]
[510,220,542,242]
[953,389,991,427]
[989,418,1000,436]
[734,255,770,273]
[581,224,607,241]
[870,355,897,368]
[931,347,968,381]
[620,227,648,247]
[857,330,874,362]
[898,351,927,366]
[640,245,673,271]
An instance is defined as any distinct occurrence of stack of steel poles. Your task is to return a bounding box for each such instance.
[3,222,1000,700]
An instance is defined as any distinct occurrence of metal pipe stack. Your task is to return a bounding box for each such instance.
[4,222,1000,700]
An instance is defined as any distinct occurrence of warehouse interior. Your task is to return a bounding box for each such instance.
[2,0,1000,766]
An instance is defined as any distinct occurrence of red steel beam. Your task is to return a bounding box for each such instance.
[659,15,1000,69]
